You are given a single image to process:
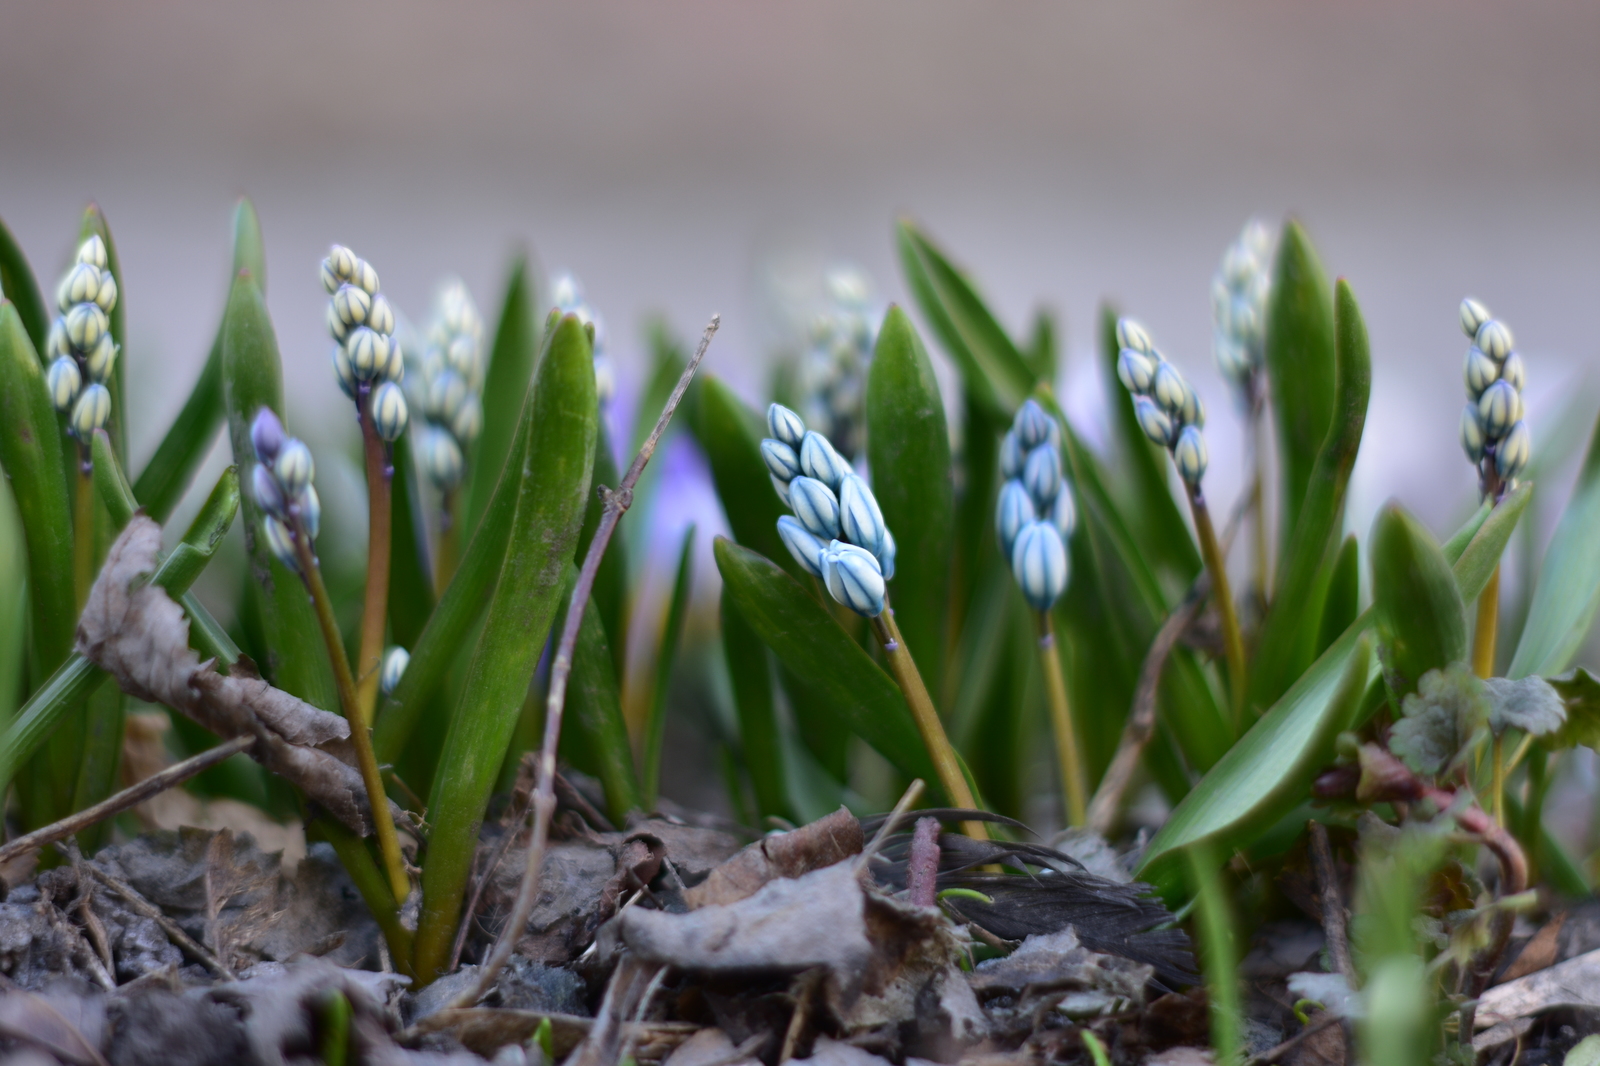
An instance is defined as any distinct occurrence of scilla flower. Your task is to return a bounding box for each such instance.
[1116,317,1210,488]
[1457,298,1530,494]
[798,266,883,462]
[323,245,408,449]
[821,540,886,618]
[380,646,410,697]
[47,235,120,441]
[410,279,484,491]
[250,407,323,572]
[552,272,614,405]
[1011,521,1069,612]
[996,399,1076,611]
[1211,219,1275,395]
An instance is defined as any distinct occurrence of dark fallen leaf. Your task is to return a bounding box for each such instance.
[1499,913,1565,983]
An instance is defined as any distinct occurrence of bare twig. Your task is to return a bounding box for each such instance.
[449,314,719,1010]
[1307,821,1356,986]
[0,735,254,867]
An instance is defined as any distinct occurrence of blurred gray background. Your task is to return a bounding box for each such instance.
[4,0,1598,620]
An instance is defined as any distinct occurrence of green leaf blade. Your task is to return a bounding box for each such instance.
[0,214,48,351]
[691,376,798,580]
[1371,502,1468,700]
[463,255,538,539]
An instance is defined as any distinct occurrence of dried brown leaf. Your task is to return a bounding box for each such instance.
[684,808,863,909]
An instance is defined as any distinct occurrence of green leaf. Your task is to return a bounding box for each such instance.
[220,271,338,711]
[895,219,1035,418]
[1510,405,1600,679]
[1544,668,1600,750]
[415,312,596,983]
[1454,482,1532,605]
[948,394,1003,652]
[1389,662,1487,776]
[0,465,24,732]
[77,206,128,461]
[0,214,48,352]
[1264,220,1336,555]
[1020,308,1057,384]
[1316,535,1360,659]
[577,418,628,677]
[1371,502,1467,702]
[691,375,801,581]
[641,525,695,807]
[386,431,435,650]
[1484,675,1564,737]
[134,199,264,522]
[559,577,642,825]
[463,255,539,540]
[721,585,789,821]
[713,537,937,786]
[1251,279,1371,711]
[866,306,953,691]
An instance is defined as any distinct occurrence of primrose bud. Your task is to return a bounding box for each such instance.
[1013,399,1053,449]
[1476,319,1513,362]
[1117,348,1156,394]
[995,479,1037,559]
[1496,420,1531,481]
[1499,350,1525,392]
[76,234,108,270]
[1011,521,1069,611]
[776,515,827,577]
[46,356,81,411]
[1133,396,1175,447]
[798,430,851,492]
[371,381,409,442]
[1152,362,1188,417]
[251,463,285,517]
[1478,380,1520,439]
[299,484,322,540]
[1050,485,1077,540]
[345,327,392,382]
[262,515,300,572]
[1464,347,1498,398]
[92,271,117,314]
[1116,317,1153,355]
[821,540,886,618]
[838,474,888,557]
[1459,297,1491,339]
[380,646,410,698]
[64,302,108,351]
[761,438,802,483]
[250,407,285,462]
[1460,404,1486,463]
[274,438,315,498]
[366,293,396,336]
[1174,425,1208,485]
[420,426,464,489]
[767,403,806,448]
[999,430,1025,479]
[789,475,842,540]
[70,382,111,438]
[57,263,102,312]
[450,395,482,444]
[1022,441,1062,508]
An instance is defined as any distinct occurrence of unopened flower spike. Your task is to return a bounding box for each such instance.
[249,407,322,571]
[1457,298,1530,497]
[798,266,883,461]
[409,278,485,492]
[1211,219,1276,400]
[47,235,121,451]
[323,245,408,458]
[552,272,614,406]
[996,399,1076,613]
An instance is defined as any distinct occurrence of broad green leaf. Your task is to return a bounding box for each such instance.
[415,312,596,983]
[1251,278,1371,711]
[948,393,1003,657]
[1264,220,1336,555]
[1450,482,1530,605]
[387,431,435,650]
[954,580,1037,820]
[690,375,801,581]
[713,538,937,787]
[1484,675,1564,736]
[1510,405,1600,679]
[895,219,1035,418]
[1186,841,1242,1066]
[1545,668,1600,750]
[641,525,695,806]
[0,214,47,351]
[1316,535,1360,658]
[1389,663,1487,776]
[721,585,789,821]
[781,664,851,784]
[134,199,264,522]
[1371,502,1467,701]
[622,322,687,575]
[560,580,642,825]
[0,465,23,731]
[866,306,953,691]
[77,206,128,461]
[1020,308,1057,384]
[220,271,338,711]
[577,418,628,677]
[463,255,539,539]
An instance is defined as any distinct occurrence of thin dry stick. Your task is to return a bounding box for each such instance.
[448,314,720,1010]
[354,398,393,723]
[0,735,255,867]
[63,845,235,979]
[1306,821,1356,985]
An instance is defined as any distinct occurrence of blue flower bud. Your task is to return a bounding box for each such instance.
[996,479,1037,558]
[332,284,372,329]
[1476,319,1513,361]
[1022,442,1062,508]
[46,356,81,411]
[769,473,791,507]
[761,438,802,483]
[1174,425,1208,485]
[1011,521,1069,611]
[274,439,315,499]
[1117,347,1157,394]
[76,234,108,270]
[332,344,357,399]
[789,475,842,540]
[1152,362,1188,417]
[838,474,888,557]
[84,333,117,384]
[877,528,896,581]
[426,368,470,422]
[1478,380,1520,439]
[250,407,285,463]
[420,426,464,489]
[1496,420,1531,481]
[1050,486,1077,540]
[57,263,102,312]
[327,302,350,345]
[1133,396,1174,447]
[1464,346,1498,398]
[345,327,392,382]
[1116,317,1153,355]
[262,515,301,573]
[299,484,322,541]
[1013,399,1053,448]
[798,430,851,492]
[1499,350,1525,392]
[1180,382,1205,429]
[70,383,111,438]
[371,381,409,442]
[767,403,806,448]
[252,462,286,518]
[366,293,396,336]
[776,515,827,577]
[999,430,1025,479]
[1460,404,1486,463]
[1459,297,1490,339]
[380,646,410,698]
[450,394,482,444]
[821,540,885,617]
[65,302,108,351]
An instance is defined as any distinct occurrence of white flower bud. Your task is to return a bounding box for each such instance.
[332,284,372,329]
[1011,521,1069,611]
[1213,336,1250,382]
[299,484,322,540]
[1460,404,1486,463]
[92,271,117,313]
[770,473,791,507]
[70,382,111,438]
[371,381,409,442]
[1499,350,1525,393]
[798,430,851,492]
[1013,399,1053,449]
[450,394,482,444]
[789,475,842,540]
[776,515,827,577]
[877,528,896,581]
[46,356,81,411]
[1050,485,1077,540]
[425,368,470,422]
[381,339,406,384]
[1152,362,1188,417]
[767,404,806,448]
[419,426,465,489]
[252,462,286,517]
[1459,297,1491,340]
[1464,347,1498,399]
[274,438,315,499]
[995,479,1037,559]
[366,293,395,337]
[761,438,802,483]
[1496,421,1531,481]
[332,345,357,399]
[345,327,392,382]
[1133,396,1175,447]
[1116,317,1153,355]
[1000,430,1025,479]
[57,263,102,312]
[262,515,301,572]
[76,235,108,270]
[1476,319,1513,362]
[445,336,479,383]
[1022,442,1062,508]
[46,319,70,359]
[85,333,117,384]
[326,302,350,345]
[594,355,615,406]
[838,474,888,557]
[1180,382,1205,429]
[64,302,108,351]
[1174,425,1208,486]
[1478,380,1521,439]
[821,540,885,617]
[322,246,357,293]
[380,646,410,698]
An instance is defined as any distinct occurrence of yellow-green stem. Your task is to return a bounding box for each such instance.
[1037,612,1087,826]
[73,458,94,610]
[871,607,987,841]
[1473,563,1500,680]
[1188,488,1247,729]
[295,538,410,905]
[355,405,392,724]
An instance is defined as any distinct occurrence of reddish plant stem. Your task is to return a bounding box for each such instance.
[906,816,941,908]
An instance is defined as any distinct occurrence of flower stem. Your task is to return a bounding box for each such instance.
[1187,487,1247,729]
[1036,612,1087,826]
[1490,732,1505,828]
[73,455,94,609]
[294,536,410,906]
[355,398,392,724]
[870,606,988,841]
[1473,563,1500,680]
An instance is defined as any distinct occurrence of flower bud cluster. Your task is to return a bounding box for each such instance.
[249,407,321,574]
[1457,298,1530,493]
[1211,220,1274,391]
[996,399,1075,611]
[410,280,485,491]
[322,245,408,445]
[45,235,119,440]
[763,403,894,617]
[1116,318,1210,487]
[799,267,882,462]
[552,272,615,406]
